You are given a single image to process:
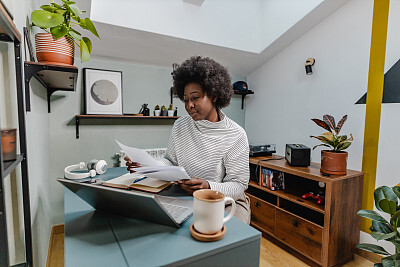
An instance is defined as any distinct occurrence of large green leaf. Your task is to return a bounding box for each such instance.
[51,3,63,9]
[80,39,90,62]
[393,186,400,200]
[356,243,390,255]
[31,10,64,29]
[68,4,82,17]
[375,186,398,212]
[84,18,99,38]
[382,254,400,267]
[82,37,92,53]
[50,26,68,39]
[68,30,81,41]
[371,220,394,233]
[371,231,397,241]
[337,142,351,151]
[380,199,398,216]
[357,210,389,223]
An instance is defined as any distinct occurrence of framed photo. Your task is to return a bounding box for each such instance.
[83,68,123,115]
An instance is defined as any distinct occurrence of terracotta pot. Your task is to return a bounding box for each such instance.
[1,128,17,161]
[320,150,347,175]
[35,33,75,65]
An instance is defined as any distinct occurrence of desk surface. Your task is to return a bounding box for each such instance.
[64,167,261,266]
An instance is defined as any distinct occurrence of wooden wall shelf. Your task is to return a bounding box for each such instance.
[24,61,78,113]
[247,155,363,267]
[75,115,180,139]
[234,90,254,109]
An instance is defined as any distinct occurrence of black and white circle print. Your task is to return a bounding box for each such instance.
[90,79,118,105]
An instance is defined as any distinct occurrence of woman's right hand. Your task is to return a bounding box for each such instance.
[124,156,141,173]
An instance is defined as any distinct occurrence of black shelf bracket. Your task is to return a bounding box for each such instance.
[234,90,254,109]
[24,61,78,113]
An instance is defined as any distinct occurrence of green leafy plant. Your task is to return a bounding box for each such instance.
[31,0,100,62]
[154,105,160,110]
[168,104,173,110]
[161,105,166,111]
[310,114,353,151]
[357,186,400,267]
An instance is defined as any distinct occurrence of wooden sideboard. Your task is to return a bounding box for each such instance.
[246,156,363,267]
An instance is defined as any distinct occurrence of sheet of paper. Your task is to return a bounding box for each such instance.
[134,166,190,181]
[116,140,162,167]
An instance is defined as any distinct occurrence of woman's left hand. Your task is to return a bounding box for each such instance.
[176,177,210,195]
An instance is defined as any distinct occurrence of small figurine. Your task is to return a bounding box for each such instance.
[173,107,178,116]
[139,103,150,116]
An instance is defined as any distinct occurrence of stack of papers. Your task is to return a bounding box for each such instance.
[116,140,191,182]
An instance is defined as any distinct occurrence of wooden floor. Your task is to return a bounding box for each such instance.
[48,229,374,266]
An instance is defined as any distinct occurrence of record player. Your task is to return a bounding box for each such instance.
[249,144,276,157]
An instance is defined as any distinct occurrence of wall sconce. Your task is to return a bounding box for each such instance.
[305,58,315,75]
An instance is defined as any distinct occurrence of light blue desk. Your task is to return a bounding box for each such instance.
[64,167,261,266]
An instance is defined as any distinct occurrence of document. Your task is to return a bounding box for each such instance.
[116,140,162,166]
[116,140,191,182]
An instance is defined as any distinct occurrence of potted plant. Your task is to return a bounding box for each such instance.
[357,185,400,266]
[168,104,174,117]
[31,0,100,65]
[154,105,160,116]
[160,105,167,116]
[310,114,353,175]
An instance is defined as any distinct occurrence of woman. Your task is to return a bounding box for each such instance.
[127,56,250,223]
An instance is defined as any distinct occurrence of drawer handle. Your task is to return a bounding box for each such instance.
[292,220,298,227]
[254,202,259,208]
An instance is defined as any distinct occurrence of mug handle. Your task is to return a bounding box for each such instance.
[223,197,236,224]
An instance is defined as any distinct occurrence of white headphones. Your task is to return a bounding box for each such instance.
[64,160,108,180]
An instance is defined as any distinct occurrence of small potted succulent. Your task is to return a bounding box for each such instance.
[310,114,353,175]
[154,105,160,116]
[168,104,174,117]
[160,105,167,116]
[31,0,100,65]
[357,185,400,266]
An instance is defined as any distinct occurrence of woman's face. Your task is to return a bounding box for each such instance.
[184,83,218,122]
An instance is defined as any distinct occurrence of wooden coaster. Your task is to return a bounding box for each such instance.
[190,224,226,242]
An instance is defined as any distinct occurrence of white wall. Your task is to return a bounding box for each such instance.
[246,0,399,254]
[91,0,261,52]
[260,0,323,49]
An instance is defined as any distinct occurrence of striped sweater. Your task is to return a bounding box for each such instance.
[159,110,250,200]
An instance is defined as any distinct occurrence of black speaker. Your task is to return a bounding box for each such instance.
[285,144,311,167]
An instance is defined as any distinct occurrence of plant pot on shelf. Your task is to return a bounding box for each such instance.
[320,150,347,175]
[35,33,75,65]
[168,110,174,116]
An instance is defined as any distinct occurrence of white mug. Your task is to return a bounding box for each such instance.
[193,189,236,235]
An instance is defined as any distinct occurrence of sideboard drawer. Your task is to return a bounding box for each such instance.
[247,194,275,234]
[275,209,322,263]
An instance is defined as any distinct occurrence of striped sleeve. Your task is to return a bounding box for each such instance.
[208,131,250,200]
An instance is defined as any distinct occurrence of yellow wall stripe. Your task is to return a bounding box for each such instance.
[361,0,390,232]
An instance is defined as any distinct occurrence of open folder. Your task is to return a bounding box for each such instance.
[116,140,191,182]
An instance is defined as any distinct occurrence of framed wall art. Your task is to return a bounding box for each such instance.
[83,68,123,114]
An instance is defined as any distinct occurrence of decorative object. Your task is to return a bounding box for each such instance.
[173,107,178,116]
[83,68,122,115]
[30,0,100,64]
[139,103,150,116]
[154,105,160,116]
[305,58,315,75]
[357,185,400,266]
[168,104,174,116]
[160,105,167,116]
[310,114,353,175]
[1,128,17,161]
